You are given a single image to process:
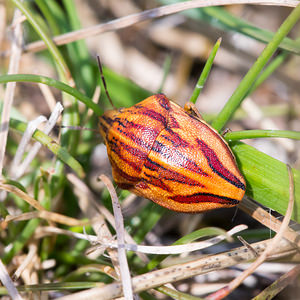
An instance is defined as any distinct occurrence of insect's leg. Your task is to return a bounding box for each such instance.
[184,102,203,120]
[221,128,232,137]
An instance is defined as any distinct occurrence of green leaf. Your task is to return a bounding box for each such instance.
[231,142,300,221]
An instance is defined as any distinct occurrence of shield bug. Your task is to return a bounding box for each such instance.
[99,96,245,213]
[97,57,245,213]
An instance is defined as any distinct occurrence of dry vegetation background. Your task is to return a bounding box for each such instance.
[1,1,300,299]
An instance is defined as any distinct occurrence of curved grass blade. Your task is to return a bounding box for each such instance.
[0,74,102,116]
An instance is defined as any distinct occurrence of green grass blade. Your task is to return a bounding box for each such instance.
[246,52,289,98]
[189,37,221,104]
[212,4,300,132]
[2,219,40,263]
[12,0,69,80]
[34,0,62,35]
[157,55,172,94]
[0,74,102,116]
[0,281,104,294]
[131,203,165,244]
[159,2,300,54]
[3,179,27,193]
[225,130,300,141]
[158,285,205,300]
[14,1,81,185]
[62,0,95,97]
[201,6,300,55]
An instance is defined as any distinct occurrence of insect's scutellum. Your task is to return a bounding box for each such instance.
[96,55,116,109]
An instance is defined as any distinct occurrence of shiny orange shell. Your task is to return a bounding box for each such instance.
[99,94,245,213]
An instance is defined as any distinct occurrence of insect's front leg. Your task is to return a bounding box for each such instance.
[184,102,203,120]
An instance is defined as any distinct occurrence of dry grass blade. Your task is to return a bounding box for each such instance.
[35,226,98,242]
[0,259,23,300]
[206,164,295,300]
[31,224,246,255]
[4,210,89,227]
[100,174,133,300]
[10,115,47,178]
[88,85,101,117]
[98,224,246,254]
[13,243,38,281]
[67,173,149,263]
[11,102,64,179]
[57,236,298,300]
[0,5,6,45]
[21,0,299,54]
[238,196,300,247]
[66,173,122,277]
[237,235,259,257]
[38,83,57,111]
[0,7,23,176]
[253,264,300,300]
[0,182,87,228]
[0,182,45,211]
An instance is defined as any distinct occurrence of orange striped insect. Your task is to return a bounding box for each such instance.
[99,93,246,213]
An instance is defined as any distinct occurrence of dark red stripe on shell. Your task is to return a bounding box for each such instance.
[135,181,149,190]
[99,115,114,136]
[140,172,171,192]
[138,109,167,127]
[196,139,245,190]
[100,115,114,126]
[111,160,139,184]
[171,193,240,205]
[168,115,180,128]
[118,140,149,160]
[156,93,171,111]
[108,137,145,172]
[161,127,189,148]
[152,141,209,177]
[116,126,153,151]
[114,118,154,131]
[144,158,206,188]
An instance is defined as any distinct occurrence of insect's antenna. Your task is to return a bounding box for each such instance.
[96,55,116,109]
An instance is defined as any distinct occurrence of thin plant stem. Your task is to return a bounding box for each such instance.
[212,3,300,132]
[225,130,300,141]
[189,38,221,104]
